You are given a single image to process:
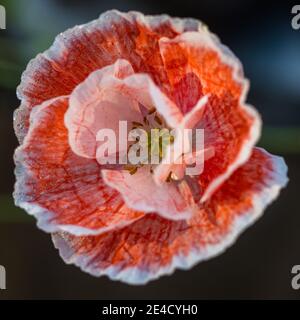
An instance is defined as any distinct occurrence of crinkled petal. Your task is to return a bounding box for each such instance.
[52,148,288,284]
[65,59,142,159]
[65,59,183,161]
[15,10,202,142]
[14,97,144,235]
[102,166,196,220]
[197,93,261,202]
[159,31,246,113]
[158,31,261,201]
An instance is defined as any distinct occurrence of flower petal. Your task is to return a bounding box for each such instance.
[197,93,261,202]
[52,148,288,284]
[102,166,195,220]
[14,96,144,235]
[66,58,183,162]
[153,95,209,185]
[159,31,246,112]
[159,31,261,201]
[65,59,142,159]
[116,72,184,128]
[15,10,202,142]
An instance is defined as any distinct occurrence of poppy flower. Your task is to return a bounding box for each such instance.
[14,10,288,284]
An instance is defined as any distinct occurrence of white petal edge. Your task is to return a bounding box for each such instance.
[14,10,204,143]
[159,31,262,203]
[52,148,288,284]
[13,96,143,236]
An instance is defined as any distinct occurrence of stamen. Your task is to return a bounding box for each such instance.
[154,115,163,126]
[129,167,138,175]
[128,108,173,178]
[166,171,173,182]
[143,116,149,126]
[124,165,138,175]
[148,107,156,115]
[132,121,143,127]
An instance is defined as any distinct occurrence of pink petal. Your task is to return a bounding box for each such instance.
[118,72,183,127]
[102,166,196,220]
[66,58,183,161]
[153,95,209,185]
[65,59,142,159]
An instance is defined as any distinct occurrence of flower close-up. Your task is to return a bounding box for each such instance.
[13,10,288,284]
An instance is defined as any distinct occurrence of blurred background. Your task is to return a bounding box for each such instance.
[0,0,299,299]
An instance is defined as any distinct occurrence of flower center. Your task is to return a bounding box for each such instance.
[124,107,175,177]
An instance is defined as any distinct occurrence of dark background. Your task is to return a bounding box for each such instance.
[0,0,299,299]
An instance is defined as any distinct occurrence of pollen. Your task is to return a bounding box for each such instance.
[127,107,175,177]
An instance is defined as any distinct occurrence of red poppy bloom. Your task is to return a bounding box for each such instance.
[14,10,288,284]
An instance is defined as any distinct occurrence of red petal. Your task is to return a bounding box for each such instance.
[15,11,201,142]
[52,148,288,284]
[14,97,143,235]
[198,93,261,202]
[172,72,203,114]
[156,31,262,198]
[159,31,246,113]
